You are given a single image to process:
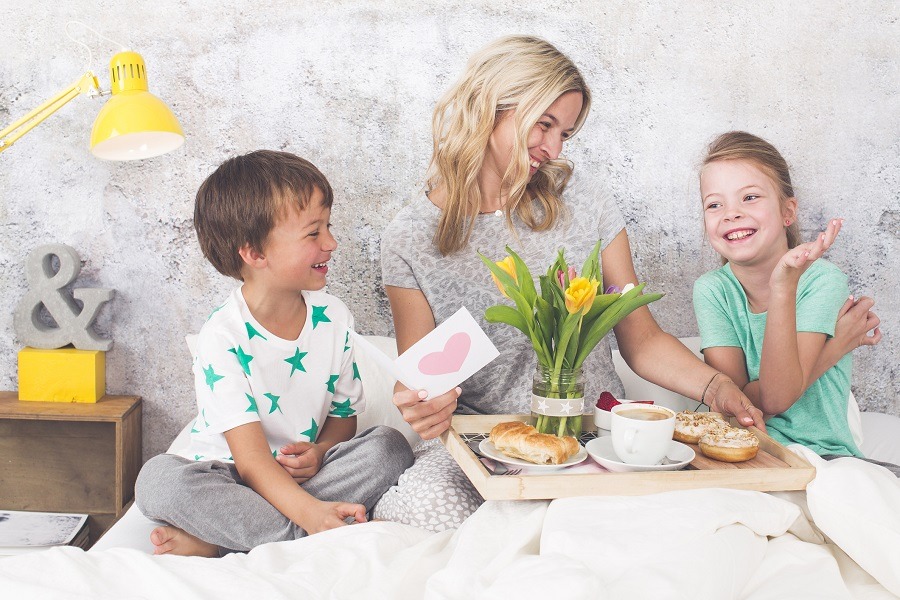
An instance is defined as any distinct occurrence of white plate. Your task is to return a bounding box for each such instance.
[479,439,588,471]
[585,437,695,472]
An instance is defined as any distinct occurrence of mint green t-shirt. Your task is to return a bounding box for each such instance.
[693,259,862,457]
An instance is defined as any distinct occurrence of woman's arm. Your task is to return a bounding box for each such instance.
[601,230,764,428]
[225,422,366,534]
[384,285,461,439]
[813,295,881,377]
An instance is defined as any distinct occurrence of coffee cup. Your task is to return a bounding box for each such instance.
[610,403,675,465]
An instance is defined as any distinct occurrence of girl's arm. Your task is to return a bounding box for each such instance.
[741,294,880,411]
[602,230,764,428]
[384,285,461,439]
[757,220,842,414]
[225,422,366,534]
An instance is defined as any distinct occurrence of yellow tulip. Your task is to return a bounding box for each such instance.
[564,277,599,314]
[491,256,518,298]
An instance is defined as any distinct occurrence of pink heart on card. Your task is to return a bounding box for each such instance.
[418,332,472,376]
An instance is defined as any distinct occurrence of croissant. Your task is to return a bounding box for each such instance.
[489,422,579,465]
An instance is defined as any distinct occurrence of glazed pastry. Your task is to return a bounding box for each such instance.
[698,427,760,462]
[673,411,728,444]
[489,422,580,465]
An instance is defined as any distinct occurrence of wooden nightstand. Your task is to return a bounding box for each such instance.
[0,392,142,546]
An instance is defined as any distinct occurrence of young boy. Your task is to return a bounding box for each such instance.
[135,150,414,556]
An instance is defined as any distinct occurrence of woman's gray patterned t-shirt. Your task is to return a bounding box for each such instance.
[381,176,628,415]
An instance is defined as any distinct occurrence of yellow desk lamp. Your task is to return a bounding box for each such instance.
[0,47,184,160]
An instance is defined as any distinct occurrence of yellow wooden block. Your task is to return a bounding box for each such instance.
[17,348,106,403]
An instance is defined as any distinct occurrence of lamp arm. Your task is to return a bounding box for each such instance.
[0,72,101,155]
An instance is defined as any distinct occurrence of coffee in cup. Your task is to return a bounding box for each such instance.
[610,404,676,465]
[616,407,671,421]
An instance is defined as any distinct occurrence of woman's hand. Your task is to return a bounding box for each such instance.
[707,375,767,431]
[393,386,461,440]
[832,295,881,354]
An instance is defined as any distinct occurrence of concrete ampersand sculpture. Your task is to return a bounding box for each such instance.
[13,244,115,351]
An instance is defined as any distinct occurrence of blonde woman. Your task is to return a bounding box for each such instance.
[375,36,764,530]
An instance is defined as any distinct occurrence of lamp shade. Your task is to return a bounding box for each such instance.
[90,51,184,161]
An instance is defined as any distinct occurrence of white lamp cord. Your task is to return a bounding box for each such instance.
[65,21,129,73]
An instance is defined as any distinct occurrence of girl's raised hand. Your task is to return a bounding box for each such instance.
[772,218,843,288]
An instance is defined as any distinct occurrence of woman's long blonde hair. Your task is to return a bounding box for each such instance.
[428,35,591,255]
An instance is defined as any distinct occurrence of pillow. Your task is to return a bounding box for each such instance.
[859,411,900,465]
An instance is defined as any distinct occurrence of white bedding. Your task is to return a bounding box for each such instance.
[2,446,898,599]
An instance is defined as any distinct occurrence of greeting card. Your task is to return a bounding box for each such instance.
[348,307,499,400]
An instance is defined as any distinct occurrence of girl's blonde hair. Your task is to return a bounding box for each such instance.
[428,35,591,255]
[702,131,801,259]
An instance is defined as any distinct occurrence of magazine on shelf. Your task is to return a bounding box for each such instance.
[0,510,89,555]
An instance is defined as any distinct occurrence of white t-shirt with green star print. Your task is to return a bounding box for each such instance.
[176,286,365,463]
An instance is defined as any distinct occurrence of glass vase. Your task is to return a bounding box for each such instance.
[530,365,585,438]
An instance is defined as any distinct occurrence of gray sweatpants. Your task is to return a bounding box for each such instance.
[135,425,413,553]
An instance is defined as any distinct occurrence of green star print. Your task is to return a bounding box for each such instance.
[325,374,339,394]
[311,305,331,329]
[344,331,350,352]
[300,418,319,441]
[285,349,308,376]
[245,322,268,341]
[264,392,282,414]
[352,362,361,381]
[329,399,356,418]
[245,393,259,414]
[203,364,224,390]
[228,345,254,376]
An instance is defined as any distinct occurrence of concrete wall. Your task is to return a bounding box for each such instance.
[2,1,897,459]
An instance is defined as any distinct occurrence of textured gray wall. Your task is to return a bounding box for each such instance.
[2,1,897,460]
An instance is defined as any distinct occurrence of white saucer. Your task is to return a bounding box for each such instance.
[478,439,588,471]
[585,437,695,472]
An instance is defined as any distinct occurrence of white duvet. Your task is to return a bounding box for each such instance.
[2,446,898,600]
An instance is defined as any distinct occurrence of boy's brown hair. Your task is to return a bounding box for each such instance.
[194,150,334,280]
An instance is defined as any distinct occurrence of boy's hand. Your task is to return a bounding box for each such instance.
[300,500,368,535]
[771,218,842,289]
[276,442,327,483]
[393,387,461,440]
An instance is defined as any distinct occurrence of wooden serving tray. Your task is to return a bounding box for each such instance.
[441,414,815,500]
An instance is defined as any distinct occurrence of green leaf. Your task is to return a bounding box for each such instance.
[563,320,580,369]
[478,252,535,327]
[538,275,556,305]
[486,305,550,366]
[484,305,529,334]
[581,292,620,326]
[478,252,519,296]
[553,311,582,372]
[580,239,602,282]
[573,285,664,369]
[506,246,537,307]
[535,296,556,354]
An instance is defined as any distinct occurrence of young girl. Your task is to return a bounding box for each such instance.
[693,131,890,470]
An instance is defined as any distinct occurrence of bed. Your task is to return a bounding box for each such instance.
[2,336,898,599]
